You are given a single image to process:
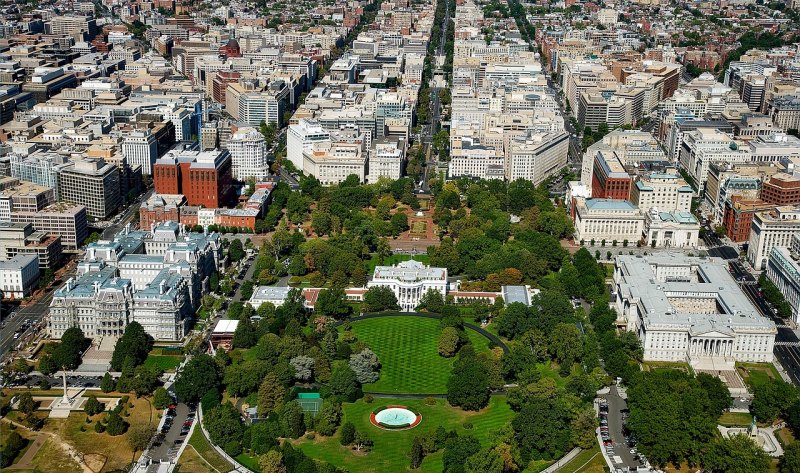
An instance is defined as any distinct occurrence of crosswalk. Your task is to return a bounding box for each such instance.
[775,341,800,347]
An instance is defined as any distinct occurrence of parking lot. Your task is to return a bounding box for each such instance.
[144,401,193,471]
[599,385,649,471]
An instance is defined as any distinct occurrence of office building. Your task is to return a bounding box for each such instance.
[153,149,234,208]
[0,254,39,299]
[506,132,569,186]
[287,119,330,171]
[122,130,159,175]
[630,171,693,213]
[10,203,88,250]
[573,198,645,245]
[748,205,800,270]
[227,127,270,182]
[0,222,62,269]
[613,254,776,367]
[58,158,121,219]
[766,233,800,324]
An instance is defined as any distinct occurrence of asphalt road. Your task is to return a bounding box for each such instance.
[602,386,642,470]
[102,189,154,240]
[0,292,54,358]
[739,281,800,385]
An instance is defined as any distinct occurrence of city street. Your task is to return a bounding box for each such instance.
[0,292,54,358]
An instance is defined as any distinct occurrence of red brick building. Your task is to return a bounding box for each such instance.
[219,39,241,58]
[211,71,240,105]
[760,174,800,206]
[722,196,775,242]
[592,153,632,200]
[153,149,233,208]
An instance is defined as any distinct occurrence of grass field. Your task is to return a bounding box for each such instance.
[184,427,232,473]
[542,446,605,473]
[718,411,753,427]
[289,396,514,473]
[366,254,430,273]
[345,316,491,394]
[143,354,182,372]
[43,396,155,472]
[738,362,781,389]
[410,221,427,234]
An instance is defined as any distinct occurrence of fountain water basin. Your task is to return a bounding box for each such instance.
[370,405,422,430]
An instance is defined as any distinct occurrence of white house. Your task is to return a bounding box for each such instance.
[367,260,448,312]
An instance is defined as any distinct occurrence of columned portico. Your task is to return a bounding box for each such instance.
[690,337,734,357]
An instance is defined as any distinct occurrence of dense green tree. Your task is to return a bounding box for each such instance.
[390,212,409,236]
[315,400,343,436]
[224,360,270,396]
[279,401,305,438]
[17,391,35,415]
[106,410,128,436]
[249,421,280,454]
[507,179,536,214]
[627,370,725,468]
[175,354,221,403]
[259,450,287,473]
[204,402,244,453]
[464,448,504,473]
[362,286,400,312]
[228,239,245,262]
[447,349,490,411]
[316,288,352,319]
[153,387,171,409]
[410,436,425,469]
[697,373,731,415]
[84,395,104,416]
[751,379,797,423]
[548,322,582,365]
[329,365,362,402]
[232,316,258,349]
[513,399,572,462]
[780,442,800,473]
[495,303,533,340]
[438,327,461,357]
[442,435,481,473]
[100,372,115,393]
[51,327,90,370]
[1,432,26,467]
[111,322,153,371]
[257,372,287,416]
[703,435,770,473]
[340,421,356,445]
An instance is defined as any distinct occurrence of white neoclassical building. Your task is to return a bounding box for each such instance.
[614,254,776,369]
[367,260,448,312]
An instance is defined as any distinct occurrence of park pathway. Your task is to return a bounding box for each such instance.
[5,433,46,470]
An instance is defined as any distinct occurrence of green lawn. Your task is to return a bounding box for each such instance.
[345,315,491,394]
[143,354,182,372]
[738,362,781,389]
[187,424,233,472]
[719,411,753,427]
[366,254,430,273]
[290,396,514,473]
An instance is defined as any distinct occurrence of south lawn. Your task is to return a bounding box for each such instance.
[343,315,494,394]
[293,396,514,473]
